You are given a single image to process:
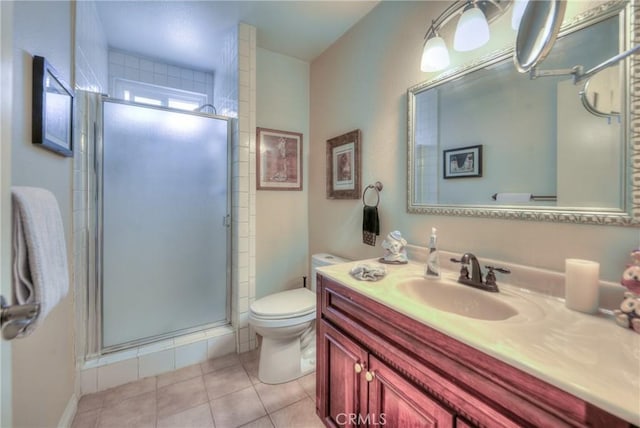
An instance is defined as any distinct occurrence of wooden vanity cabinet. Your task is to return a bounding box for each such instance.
[316,274,631,428]
[319,320,454,427]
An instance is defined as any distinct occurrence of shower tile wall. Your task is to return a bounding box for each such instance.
[74,0,110,398]
[107,49,215,104]
[214,27,239,117]
[234,23,257,353]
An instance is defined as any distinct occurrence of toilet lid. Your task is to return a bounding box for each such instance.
[251,288,316,319]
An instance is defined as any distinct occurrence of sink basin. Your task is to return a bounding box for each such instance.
[393,276,520,321]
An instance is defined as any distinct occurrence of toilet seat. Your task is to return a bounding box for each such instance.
[250,288,315,319]
[249,288,316,328]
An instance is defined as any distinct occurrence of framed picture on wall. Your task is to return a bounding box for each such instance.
[256,127,303,191]
[443,145,482,179]
[326,129,361,199]
[32,55,74,157]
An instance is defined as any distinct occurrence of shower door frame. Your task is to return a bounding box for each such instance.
[87,97,232,357]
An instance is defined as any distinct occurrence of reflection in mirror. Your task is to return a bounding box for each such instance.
[407,1,637,226]
[580,65,621,120]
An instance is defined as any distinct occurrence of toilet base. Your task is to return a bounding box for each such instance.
[257,336,316,384]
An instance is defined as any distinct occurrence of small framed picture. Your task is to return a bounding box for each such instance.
[256,127,303,191]
[443,145,482,179]
[326,129,361,199]
[32,55,74,157]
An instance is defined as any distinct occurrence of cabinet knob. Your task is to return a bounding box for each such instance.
[354,363,363,374]
[365,371,375,382]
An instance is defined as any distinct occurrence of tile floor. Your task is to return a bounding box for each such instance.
[72,350,324,428]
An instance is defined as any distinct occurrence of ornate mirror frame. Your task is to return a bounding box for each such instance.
[407,0,639,226]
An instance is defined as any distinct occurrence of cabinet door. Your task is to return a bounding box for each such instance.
[367,355,455,428]
[318,321,369,427]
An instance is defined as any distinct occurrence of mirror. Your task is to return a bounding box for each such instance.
[407,1,639,226]
[514,0,566,73]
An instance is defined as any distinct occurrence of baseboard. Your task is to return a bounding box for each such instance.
[57,393,78,428]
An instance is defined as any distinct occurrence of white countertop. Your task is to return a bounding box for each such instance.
[317,259,640,425]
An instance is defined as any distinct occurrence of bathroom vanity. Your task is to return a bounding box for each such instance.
[315,261,640,427]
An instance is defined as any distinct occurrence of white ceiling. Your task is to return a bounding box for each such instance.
[96,1,380,71]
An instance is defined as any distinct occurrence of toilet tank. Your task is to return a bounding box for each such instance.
[311,253,350,292]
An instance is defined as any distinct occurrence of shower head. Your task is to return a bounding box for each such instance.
[194,104,217,115]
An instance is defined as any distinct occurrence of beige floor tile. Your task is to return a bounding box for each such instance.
[76,392,105,413]
[204,364,252,400]
[201,352,241,374]
[71,409,100,428]
[254,381,308,413]
[239,415,274,428]
[97,390,156,428]
[242,357,260,384]
[157,376,209,418]
[269,397,324,428]
[239,349,259,365]
[157,363,202,388]
[101,377,157,408]
[297,372,316,399]
[210,386,267,428]
[157,402,214,428]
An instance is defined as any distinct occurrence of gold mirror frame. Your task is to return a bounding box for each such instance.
[407,0,639,226]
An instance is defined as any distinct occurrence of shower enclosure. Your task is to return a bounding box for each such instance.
[90,97,231,353]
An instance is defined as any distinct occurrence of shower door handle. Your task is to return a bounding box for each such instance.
[222,214,231,228]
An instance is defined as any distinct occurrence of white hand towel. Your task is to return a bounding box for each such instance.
[12,187,69,336]
[350,263,387,282]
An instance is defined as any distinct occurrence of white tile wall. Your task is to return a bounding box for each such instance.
[80,328,236,394]
[107,49,215,105]
[235,23,257,353]
[74,1,108,92]
[73,1,109,401]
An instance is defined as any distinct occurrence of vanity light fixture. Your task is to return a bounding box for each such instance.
[421,23,451,72]
[420,0,513,73]
[453,3,490,52]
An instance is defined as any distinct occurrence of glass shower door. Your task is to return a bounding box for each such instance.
[101,100,229,349]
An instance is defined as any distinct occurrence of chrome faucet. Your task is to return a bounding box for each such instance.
[450,253,510,293]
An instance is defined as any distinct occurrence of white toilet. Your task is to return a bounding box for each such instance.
[249,253,349,384]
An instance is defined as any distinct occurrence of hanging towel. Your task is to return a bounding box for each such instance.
[362,205,380,246]
[12,187,69,336]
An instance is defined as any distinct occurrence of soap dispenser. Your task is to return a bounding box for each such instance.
[425,227,440,279]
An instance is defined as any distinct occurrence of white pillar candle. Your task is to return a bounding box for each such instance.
[565,259,600,313]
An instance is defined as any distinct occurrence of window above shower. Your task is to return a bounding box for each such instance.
[108,49,215,112]
[114,78,207,111]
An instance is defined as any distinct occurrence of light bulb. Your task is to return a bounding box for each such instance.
[420,36,450,72]
[453,6,490,52]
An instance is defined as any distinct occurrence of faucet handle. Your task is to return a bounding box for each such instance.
[484,265,510,287]
[485,265,511,274]
[450,258,470,280]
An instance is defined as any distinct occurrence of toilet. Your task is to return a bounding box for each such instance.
[249,253,350,384]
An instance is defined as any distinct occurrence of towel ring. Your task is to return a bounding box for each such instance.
[362,181,383,207]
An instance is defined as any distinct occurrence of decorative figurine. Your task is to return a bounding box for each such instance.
[613,292,640,333]
[621,248,640,295]
[614,249,640,334]
[380,230,408,264]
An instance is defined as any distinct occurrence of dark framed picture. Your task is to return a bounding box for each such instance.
[256,127,303,191]
[32,56,74,157]
[326,129,361,199]
[443,145,482,179]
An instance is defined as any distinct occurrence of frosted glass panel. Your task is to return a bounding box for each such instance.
[102,101,228,348]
